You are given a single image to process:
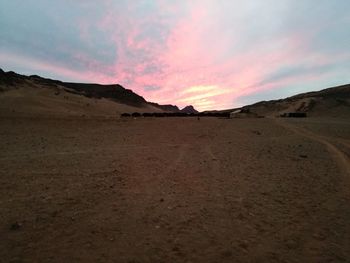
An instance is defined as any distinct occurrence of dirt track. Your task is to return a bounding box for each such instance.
[1,117,350,263]
[275,118,350,177]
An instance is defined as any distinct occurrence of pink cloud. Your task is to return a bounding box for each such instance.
[0,51,116,84]
[39,2,347,110]
[4,1,348,111]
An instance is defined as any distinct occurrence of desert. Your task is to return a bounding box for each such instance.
[1,70,350,262]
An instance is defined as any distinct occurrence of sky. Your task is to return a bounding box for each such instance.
[0,0,349,110]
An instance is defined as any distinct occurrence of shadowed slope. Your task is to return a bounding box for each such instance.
[245,84,350,117]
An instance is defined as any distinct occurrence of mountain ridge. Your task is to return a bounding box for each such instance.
[1,68,349,117]
[230,83,350,117]
[0,69,195,113]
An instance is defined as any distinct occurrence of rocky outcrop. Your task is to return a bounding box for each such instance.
[181,105,198,114]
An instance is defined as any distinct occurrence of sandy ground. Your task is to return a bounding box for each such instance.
[1,116,350,263]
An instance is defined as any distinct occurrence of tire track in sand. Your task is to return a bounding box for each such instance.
[162,144,189,177]
[276,119,350,177]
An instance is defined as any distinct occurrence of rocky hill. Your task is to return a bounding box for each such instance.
[181,105,199,114]
[0,69,198,115]
[243,84,350,117]
[0,69,169,117]
[208,84,350,118]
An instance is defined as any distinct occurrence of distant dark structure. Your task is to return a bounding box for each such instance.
[131,112,141,118]
[120,111,231,118]
[142,113,153,117]
[280,112,307,118]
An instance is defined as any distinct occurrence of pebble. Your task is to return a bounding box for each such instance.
[10,222,22,231]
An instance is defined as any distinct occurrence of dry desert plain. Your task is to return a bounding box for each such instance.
[1,116,350,263]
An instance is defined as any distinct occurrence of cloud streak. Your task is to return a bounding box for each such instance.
[0,0,349,110]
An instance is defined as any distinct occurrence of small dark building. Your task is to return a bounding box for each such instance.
[131,112,141,118]
[154,112,165,117]
[142,113,153,117]
[121,113,131,117]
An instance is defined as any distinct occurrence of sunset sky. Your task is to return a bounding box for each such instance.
[1,0,349,110]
